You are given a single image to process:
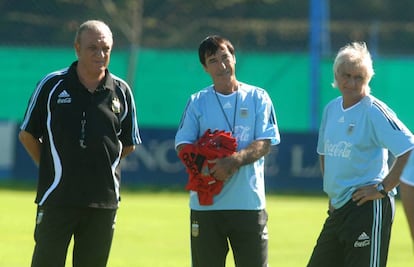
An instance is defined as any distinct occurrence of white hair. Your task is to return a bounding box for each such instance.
[332,42,374,91]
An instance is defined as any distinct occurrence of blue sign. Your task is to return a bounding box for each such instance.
[13,128,323,192]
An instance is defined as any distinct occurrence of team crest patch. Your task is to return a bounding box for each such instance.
[191,221,199,237]
[112,97,121,113]
[240,108,248,118]
[347,123,355,135]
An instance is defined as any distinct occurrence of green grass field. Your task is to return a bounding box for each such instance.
[0,185,412,267]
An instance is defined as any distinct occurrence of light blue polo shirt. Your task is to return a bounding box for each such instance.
[318,95,414,209]
[175,82,280,210]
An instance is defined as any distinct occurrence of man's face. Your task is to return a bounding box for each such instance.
[75,28,113,76]
[335,62,370,99]
[203,45,236,83]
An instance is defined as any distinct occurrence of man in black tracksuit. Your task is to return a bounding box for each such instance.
[19,20,141,267]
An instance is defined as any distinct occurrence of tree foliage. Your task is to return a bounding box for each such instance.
[1,0,414,54]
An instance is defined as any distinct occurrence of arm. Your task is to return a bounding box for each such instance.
[400,181,414,246]
[352,150,412,206]
[382,150,411,191]
[210,139,271,181]
[18,130,42,167]
[320,155,335,212]
[319,155,325,175]
[121,145,136,158]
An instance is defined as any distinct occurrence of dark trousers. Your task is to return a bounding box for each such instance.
[190,209,268,267]
[31,206,117,267]
[307,196,394,267]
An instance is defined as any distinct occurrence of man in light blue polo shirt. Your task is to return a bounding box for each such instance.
[175,35,280,267]
[307,42,414,267]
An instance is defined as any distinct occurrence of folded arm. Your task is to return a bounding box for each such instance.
[210,139,271,181]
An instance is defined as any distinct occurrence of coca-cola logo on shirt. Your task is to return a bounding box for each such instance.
[324,140,352,158]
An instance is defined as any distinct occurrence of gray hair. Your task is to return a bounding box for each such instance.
[332,42,374,90]
[74,20,113,45]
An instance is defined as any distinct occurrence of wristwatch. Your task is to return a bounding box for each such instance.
[376,183,387,197]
